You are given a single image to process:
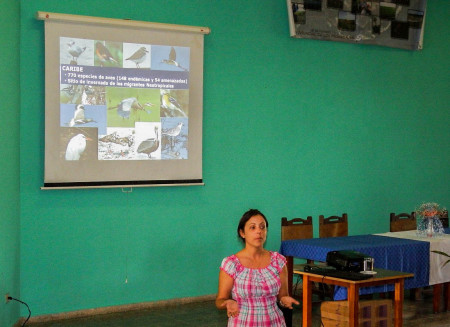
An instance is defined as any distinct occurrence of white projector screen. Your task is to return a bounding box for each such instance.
[38,12,209,189]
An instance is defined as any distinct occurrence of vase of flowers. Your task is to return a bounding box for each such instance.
[416,202,446,238]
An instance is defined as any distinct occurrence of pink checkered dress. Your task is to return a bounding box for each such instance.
[220,251,287,327]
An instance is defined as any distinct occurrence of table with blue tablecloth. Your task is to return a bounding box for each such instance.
[280,234,432,300]
[376,229,450,286]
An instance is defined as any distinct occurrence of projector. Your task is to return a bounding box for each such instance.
[326,250,371,272]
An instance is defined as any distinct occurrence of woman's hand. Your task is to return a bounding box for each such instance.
[225,299,239,318]
[278,265,300,309]
[279,296,299,309]
[216,270,239,317]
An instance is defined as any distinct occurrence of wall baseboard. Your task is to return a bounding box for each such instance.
[16,294,216,325]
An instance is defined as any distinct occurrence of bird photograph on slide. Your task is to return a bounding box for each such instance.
[123,43,151,69]
[60,103,107,135]
[161,46,188,71]
[160,89,188,118]
[135,122,161,160]
[106,87,160,127]
[60,85,106,106]
[95,41,122,67]
[60,37,94,66]
[98,128,135,160]
[65,134,91,160]
[150,45,190,72]
[68,104,96,127]
[67,41,86,65]
[60,128,97,161]
[161,117,187,159]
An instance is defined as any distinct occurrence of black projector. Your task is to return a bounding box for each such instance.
[326,250,369,272]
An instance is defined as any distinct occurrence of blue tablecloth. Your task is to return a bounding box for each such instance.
[280,234,429,300]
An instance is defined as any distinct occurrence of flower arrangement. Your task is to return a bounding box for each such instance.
[415,202,446,237]
[416,202,446,218]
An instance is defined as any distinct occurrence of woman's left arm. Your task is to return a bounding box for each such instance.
[278,264,300,309]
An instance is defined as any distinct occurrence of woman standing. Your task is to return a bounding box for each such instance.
[216,209,299,326]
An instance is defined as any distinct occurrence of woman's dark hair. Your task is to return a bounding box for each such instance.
[237,209,268,243]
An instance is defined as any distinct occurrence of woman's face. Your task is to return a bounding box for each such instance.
[240,214,267,246]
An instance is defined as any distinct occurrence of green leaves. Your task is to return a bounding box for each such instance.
[431,250,450,267]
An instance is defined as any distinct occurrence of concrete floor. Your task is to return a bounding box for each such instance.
[26,290,449,327]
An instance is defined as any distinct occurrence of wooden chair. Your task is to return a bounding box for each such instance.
[319,213,348,238]
[281,216,313,241]
[390,212,416,232]
[386,212,416,299]
[316,214,348,299]
[439,210,449,228]
[281,216,313,297]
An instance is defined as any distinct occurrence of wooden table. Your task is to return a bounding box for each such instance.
[281,234,429,300]
[298,268,414,327]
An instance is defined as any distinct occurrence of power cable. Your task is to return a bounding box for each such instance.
[8,296,31,327]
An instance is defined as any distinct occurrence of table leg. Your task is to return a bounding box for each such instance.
[347,284,359,327]
[433,283,442,313]
[302,275,312,327]
[286,256,293,296]
[445,282,450,311]
[394,279,404,327]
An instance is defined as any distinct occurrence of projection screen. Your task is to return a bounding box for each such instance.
[37,12,209,189]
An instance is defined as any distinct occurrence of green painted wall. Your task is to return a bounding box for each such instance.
[0,0,21,326]
[14,0,450,320]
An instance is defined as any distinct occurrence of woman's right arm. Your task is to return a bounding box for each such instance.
[215,270,239,317]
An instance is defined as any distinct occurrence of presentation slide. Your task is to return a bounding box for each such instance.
[60,38,190,161]
[41,16,205,188]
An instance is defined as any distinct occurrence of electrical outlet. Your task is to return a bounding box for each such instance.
[5,293,9,303]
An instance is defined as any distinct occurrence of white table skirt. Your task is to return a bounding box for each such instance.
[376,230,450,285]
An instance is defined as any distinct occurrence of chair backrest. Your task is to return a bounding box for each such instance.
[281,216,313,241]
[319,213,348,238]
[389,212,416,232]
[439,210,449,228]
